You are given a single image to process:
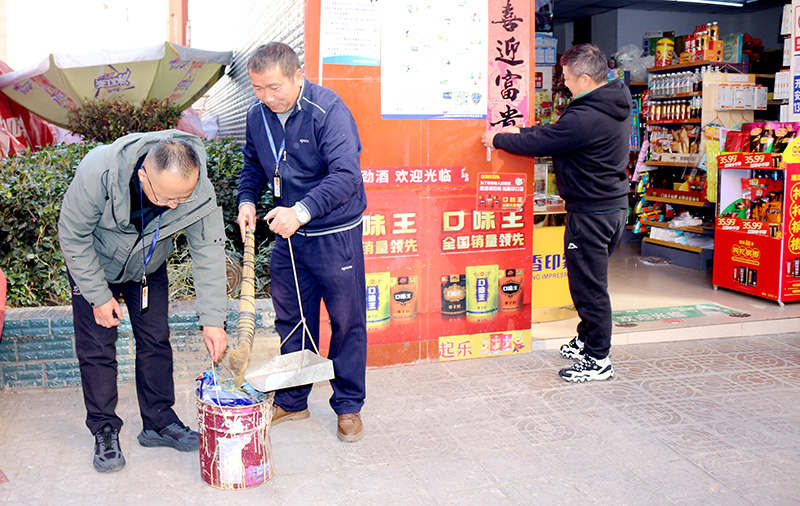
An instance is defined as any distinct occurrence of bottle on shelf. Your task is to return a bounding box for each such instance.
[710,21,719,42]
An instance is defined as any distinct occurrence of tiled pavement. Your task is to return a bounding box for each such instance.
[1,333,799,505]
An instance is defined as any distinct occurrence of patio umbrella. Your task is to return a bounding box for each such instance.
[0,42,232,129]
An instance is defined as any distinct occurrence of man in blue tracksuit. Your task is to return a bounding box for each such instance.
[237,42,367,442]
[482,44,631,383]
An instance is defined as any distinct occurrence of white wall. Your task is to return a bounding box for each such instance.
[554,5,784,57]
[553,23,572,54]
[616,7,783,54]
[592,10,618,57]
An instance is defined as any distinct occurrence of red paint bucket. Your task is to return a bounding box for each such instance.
[196,395,274,489]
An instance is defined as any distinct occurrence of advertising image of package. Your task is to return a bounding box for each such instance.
[365,272,391,327]
[465,265,499,317]
[390,276,418,319]
[441,274,466,316]
[499,268,524,310]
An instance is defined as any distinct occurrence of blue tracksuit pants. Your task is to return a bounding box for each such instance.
[270,225,367,415]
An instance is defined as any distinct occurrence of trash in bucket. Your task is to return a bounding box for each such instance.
[196,394,274,490]
[195,370,274,490]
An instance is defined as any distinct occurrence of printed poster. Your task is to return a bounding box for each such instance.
[381,0,488,119]
[320,0,381,66]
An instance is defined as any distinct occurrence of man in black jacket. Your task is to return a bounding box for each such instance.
[481,43,631,382]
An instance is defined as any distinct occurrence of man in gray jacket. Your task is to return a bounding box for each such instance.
[58,130,228,473]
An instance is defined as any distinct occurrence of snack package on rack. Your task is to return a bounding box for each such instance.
[196,370,263,407]
[723,131,748,152]
[750,179,783,222]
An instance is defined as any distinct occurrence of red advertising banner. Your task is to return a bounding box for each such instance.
[487,0,531,130]
[360,169,532,356]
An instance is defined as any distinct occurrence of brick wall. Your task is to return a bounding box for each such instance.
[0,300,277,390]
[201,0,305,140]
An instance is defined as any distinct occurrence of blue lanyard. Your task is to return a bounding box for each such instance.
[260,105,285,171]
[139,179,163,277]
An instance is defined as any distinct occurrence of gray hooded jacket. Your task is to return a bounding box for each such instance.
[58,130,227,328]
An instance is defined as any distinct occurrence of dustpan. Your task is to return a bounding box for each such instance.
[244,235,335,392]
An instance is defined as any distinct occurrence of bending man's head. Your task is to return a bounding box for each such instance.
[139,139,200,209]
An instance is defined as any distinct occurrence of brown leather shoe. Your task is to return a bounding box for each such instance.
[337,412,363,442]
[271,405,310,426]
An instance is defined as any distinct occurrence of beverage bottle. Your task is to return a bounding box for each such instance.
[693,68,701,92]
[711,21,719,42]
[706,23,712,49]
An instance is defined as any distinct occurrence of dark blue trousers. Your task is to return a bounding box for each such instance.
[69,263,180,434]
[270,226,367,415]
[564,210,626,360]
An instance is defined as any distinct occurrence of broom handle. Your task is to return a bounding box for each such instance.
[236,230,257,353]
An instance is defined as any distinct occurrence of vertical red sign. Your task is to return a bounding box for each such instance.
[487,0,531,131]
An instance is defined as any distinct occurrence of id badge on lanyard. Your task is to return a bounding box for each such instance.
[261,106,285,200]
[141,274,150,314]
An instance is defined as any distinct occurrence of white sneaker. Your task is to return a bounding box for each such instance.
[559,355,614,382]
[559,336,585,360]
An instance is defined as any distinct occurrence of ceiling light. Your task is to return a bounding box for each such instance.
[673,0,745,6]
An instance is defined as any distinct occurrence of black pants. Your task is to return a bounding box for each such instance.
[69,263,179,434]
[564,210,626,360]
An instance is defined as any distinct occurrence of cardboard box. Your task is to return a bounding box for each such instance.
[722,33,743,64]
[698,40,724,63]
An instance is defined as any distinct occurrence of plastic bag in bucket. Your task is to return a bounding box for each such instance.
[196,395,274,489]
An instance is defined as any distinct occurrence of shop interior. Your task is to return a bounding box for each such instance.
[533,1,800,348]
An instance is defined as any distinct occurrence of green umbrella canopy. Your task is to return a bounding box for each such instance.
[0,42,232,129]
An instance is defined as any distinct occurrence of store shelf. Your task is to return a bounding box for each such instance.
[642,237,704,253]
[647,61,714,73]
[768,100,788,105]
[647,118,702,125]
[644,220,714,235]
[630,81,648,87]
[645,160,700,168]
[649,92,702,100]
[646,195,714,208]
[641,237,714,270]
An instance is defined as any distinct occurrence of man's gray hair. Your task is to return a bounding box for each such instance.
[145,139,200,180]
[247,42,301,78]
[561,43,608,84]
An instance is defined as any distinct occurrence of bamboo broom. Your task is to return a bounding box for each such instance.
[227,229,257,388]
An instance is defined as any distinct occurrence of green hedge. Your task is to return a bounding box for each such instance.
[0,138,273,308]
[66,98,183,143]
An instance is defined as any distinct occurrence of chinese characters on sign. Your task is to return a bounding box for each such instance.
[487,0,530,129]
[440,209,526,253]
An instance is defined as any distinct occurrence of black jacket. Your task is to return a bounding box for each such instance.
[493,79,632,213]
